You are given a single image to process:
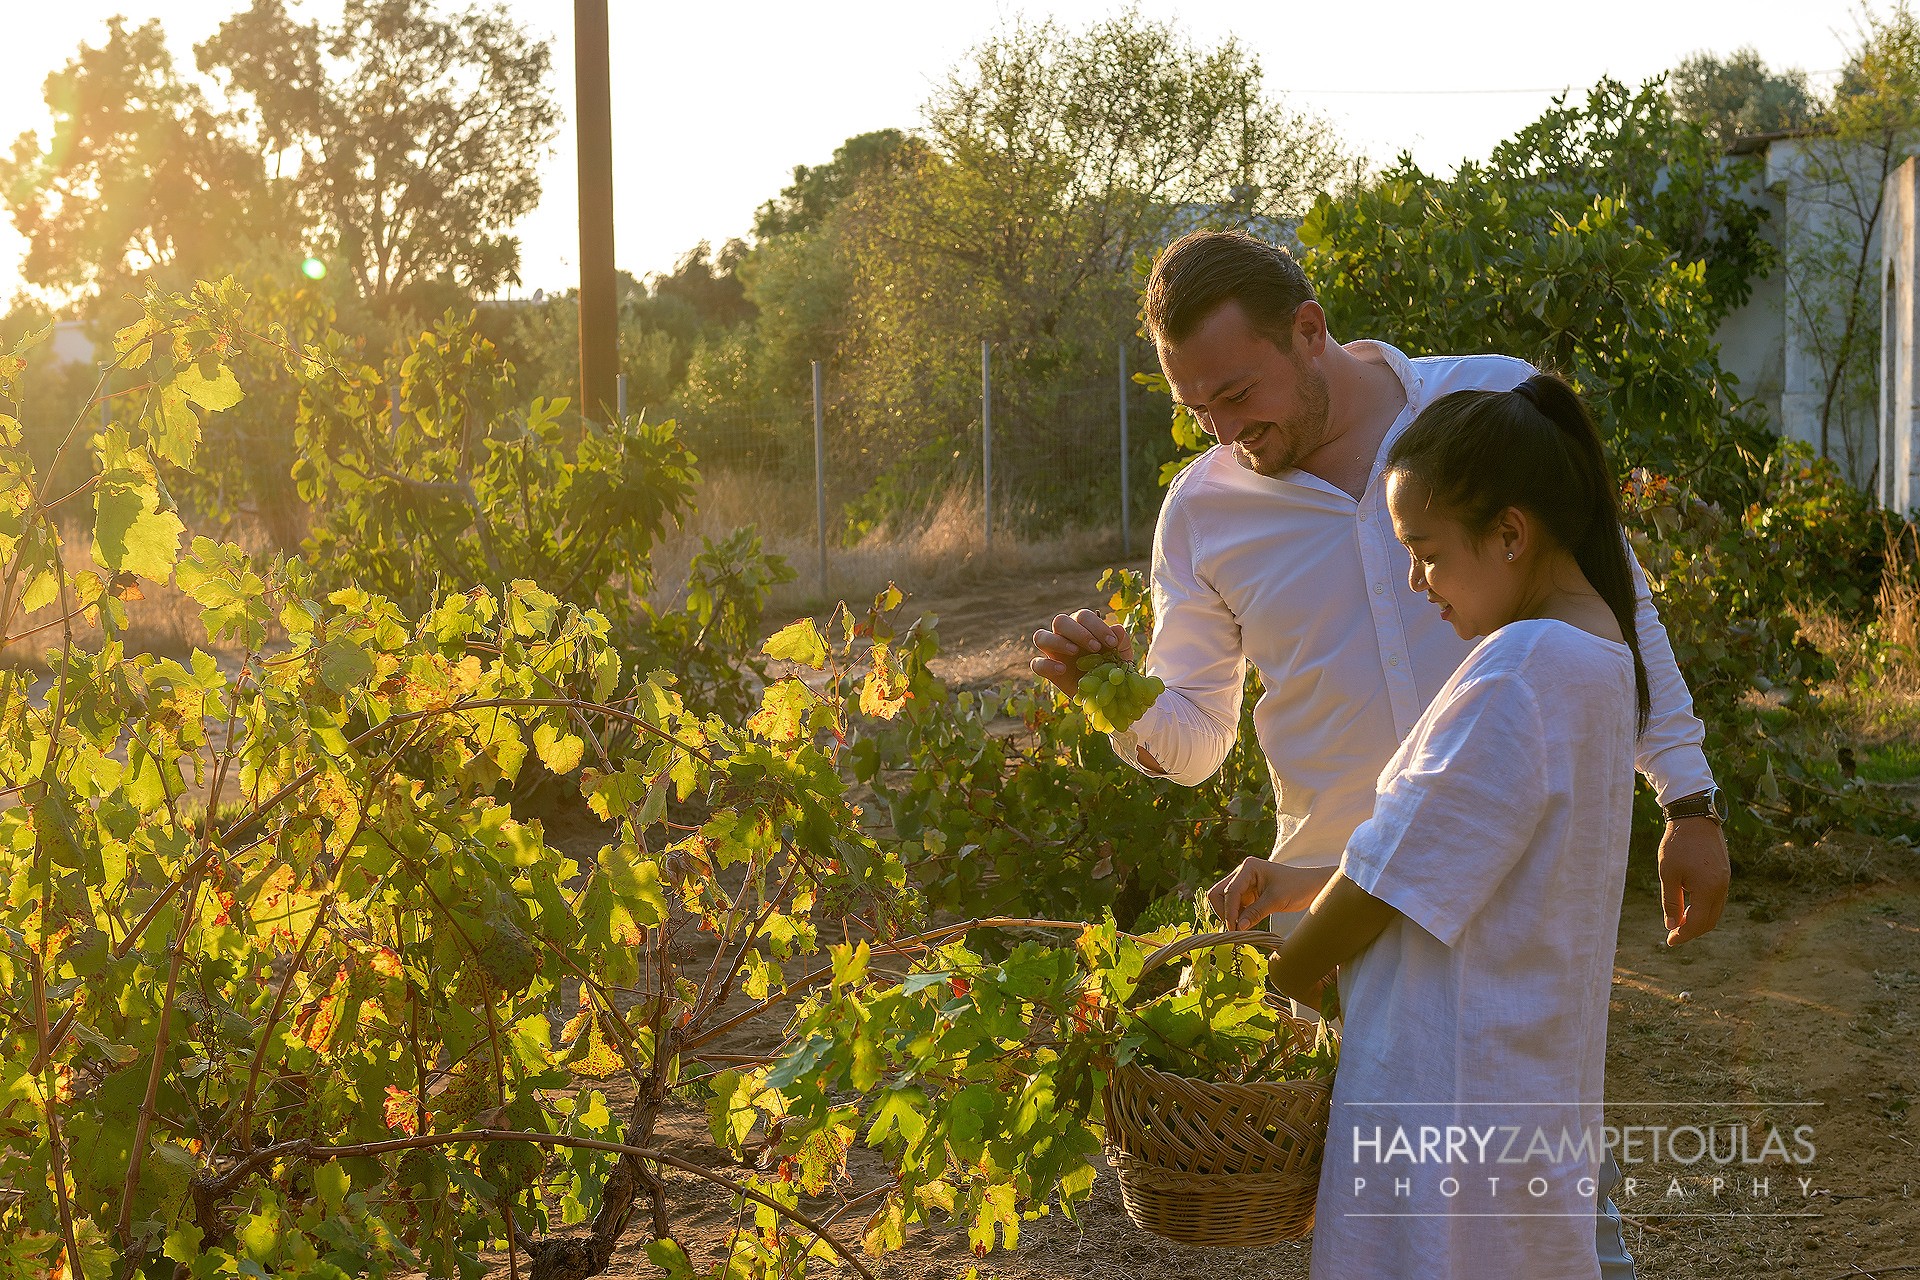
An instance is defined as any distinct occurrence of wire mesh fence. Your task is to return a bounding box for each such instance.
[634,338,1182,559]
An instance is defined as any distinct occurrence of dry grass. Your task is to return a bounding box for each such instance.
[1876,515,1920,690]
[1794,517,1920,697]
[647,470,1127,616]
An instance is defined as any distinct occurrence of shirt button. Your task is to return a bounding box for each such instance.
[1388,654,1401,667]
[1373,583,1385,595]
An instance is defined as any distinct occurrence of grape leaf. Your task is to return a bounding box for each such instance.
[763,618,827,668]
[176,361,244,412]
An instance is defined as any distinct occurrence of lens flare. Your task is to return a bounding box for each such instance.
[300,257,327,281]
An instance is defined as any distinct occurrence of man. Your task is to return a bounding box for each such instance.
[1031,230,1730,1279]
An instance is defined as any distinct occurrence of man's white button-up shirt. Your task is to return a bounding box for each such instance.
[1119,341,1716,869]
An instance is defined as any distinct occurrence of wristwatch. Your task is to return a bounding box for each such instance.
[1661,787,1727,825]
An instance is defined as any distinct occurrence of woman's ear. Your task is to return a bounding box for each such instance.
[1496,506,1529,563]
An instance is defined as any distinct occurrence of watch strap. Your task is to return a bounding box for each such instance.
[1661,788,1724,823]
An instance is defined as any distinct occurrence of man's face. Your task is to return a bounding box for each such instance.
[1157,299,1331,477]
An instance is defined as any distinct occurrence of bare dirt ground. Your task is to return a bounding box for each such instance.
[516,560,1920,1280]
[891,557,1152,691]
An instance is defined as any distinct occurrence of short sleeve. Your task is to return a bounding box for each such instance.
[1339,671,1550,948]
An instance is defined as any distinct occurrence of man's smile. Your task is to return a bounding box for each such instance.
[1233,422,1274,456]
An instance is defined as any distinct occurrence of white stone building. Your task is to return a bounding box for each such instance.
[1714,131,1920,511]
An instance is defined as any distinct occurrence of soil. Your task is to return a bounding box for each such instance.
[509,560,1920,1280]
[873,557,1153,691]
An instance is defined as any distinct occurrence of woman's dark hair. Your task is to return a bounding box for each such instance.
[1384,372,1649,733]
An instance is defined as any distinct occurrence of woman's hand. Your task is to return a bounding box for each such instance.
[1207,858,1336,931]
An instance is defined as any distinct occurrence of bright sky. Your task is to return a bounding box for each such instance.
[0,1,1865,305]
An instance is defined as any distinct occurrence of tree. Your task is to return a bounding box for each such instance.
[198,0,560,307]
[788,11,1356,510]
[0,17,291,299]
[752,129,927,239]
[900,10,1351,339]
[1486,77,1776,320]
[651,240,756,332]
[1287,78,1779,502]
[1668,48,1818,146]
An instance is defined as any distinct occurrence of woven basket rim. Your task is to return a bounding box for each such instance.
[1109,1058,1334,1094]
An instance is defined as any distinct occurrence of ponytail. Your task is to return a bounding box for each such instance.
[1384,372,1650,734]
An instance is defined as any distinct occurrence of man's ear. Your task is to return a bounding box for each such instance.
[1293,301,1329,357]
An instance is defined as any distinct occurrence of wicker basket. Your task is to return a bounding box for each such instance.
[1102,930,1334,1247]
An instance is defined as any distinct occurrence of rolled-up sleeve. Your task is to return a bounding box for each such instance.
[1627,544,1716,804]
[1113,488,1245,786]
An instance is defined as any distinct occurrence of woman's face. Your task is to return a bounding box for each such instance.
[1386,471,1519,640]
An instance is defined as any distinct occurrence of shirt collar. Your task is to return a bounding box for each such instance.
[1344,339,1423,418]
[1200,339,1425,498]
[1347,340,1424,490]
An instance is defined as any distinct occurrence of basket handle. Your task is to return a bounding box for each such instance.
[1126,929,1285,1007]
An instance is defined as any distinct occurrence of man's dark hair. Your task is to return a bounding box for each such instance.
[1142,230,1318,351]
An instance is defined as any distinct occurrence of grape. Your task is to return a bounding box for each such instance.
[1070,652,1164,733]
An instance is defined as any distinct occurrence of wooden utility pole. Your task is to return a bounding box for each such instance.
[574,0,617,422]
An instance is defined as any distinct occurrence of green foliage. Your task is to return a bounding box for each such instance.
[1,2,559,308]
[856,569,1275,924]
[760,919,1326,1260]
[293,309,695,613]
[288,310,797,721]
[0,17,291,298]
[2,286,1159,1280]
[199,0,560,304]
[492,269,713,414]
[1624,464,1915,843]
[1120,941,1335,1082]
[1482,77,1777,321]
[1293,80,1777,504]
[720,11,1355,521]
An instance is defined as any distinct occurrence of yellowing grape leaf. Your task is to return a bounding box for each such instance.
[763,618,827,668]
[113,315,155,366]
[859,642,910,719]
[92,487,184,584]
[147,385,200,468]
[749,679,811,742]
[565,1012,624,1079]
[176,361,243,412]
[533,723,585,774]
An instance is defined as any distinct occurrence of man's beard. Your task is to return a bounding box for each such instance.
[1234,356,1331,477]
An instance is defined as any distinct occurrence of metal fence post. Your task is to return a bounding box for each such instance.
[1118,341,1131,559]
[812,361,828,602]
[981,339,992,556]
[616,373,628,420]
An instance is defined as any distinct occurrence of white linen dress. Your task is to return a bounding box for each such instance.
[1309,619,1637,1280]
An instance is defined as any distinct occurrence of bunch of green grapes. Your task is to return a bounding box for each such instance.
[1073,653,1164,733]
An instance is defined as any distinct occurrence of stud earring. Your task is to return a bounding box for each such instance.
[1505,551,1514,561]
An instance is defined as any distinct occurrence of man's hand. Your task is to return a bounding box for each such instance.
[1030,609,1134,698]
[1207,857,1337,931]
[1658,816,1730,946]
